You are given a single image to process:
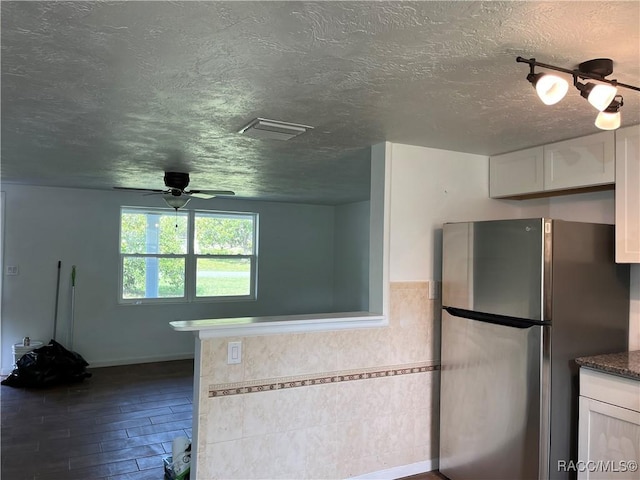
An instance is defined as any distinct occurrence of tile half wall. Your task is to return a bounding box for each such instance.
[195,281,441,479]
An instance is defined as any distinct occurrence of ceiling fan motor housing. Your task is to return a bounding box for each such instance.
[164,172,190,195]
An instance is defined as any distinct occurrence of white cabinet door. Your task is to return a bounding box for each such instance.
[544,131,615,192]
[489,146,544,198]
[578,396,640,480]
[615,125,640,263]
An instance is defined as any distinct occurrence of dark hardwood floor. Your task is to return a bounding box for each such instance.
[1,359,194,480]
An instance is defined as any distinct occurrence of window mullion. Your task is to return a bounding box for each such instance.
[186,209,196,301]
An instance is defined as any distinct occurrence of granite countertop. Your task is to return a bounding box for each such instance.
[575,350,640,380]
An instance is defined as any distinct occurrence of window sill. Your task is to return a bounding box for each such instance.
[169,311,387,338]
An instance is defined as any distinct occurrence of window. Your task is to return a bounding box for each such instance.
[119,207,257,303]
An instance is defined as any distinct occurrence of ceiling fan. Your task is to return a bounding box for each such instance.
[114,171,235,209]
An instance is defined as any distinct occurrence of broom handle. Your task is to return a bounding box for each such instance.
[70,266,76,349]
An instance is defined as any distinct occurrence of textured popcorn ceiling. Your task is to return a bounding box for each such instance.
[2,1,639,204]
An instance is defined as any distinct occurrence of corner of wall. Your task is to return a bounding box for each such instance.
[369,142,391,317]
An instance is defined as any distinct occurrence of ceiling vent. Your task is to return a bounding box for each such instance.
[238,118,313,141]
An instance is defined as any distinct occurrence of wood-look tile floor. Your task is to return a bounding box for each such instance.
[1,359,194,480]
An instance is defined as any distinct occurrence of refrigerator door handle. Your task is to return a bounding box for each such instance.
[444,307,547,329]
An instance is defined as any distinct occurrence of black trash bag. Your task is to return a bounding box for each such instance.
[1,339,91,388]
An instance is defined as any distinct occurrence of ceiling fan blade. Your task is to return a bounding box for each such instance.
[188,192,215,199]
[142,191,167,196]
[113,187,165,193]
[188,190,236,199]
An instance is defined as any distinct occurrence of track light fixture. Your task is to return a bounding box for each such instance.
[595,96,623,131]
[575,81,618,111]
[526,71,569,105]
[517,56,640,130]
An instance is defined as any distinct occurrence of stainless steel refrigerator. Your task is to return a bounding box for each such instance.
[439,218,629,480]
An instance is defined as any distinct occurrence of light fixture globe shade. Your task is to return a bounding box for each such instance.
[587,84,618,111]
[163,195,191,209]
[595,110,621,130]
[535,74,569,105]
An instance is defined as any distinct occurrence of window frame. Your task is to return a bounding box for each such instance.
[119,206,258,304]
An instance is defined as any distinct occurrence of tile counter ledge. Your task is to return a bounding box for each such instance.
[169,311,387,338]
[575,350,640,380]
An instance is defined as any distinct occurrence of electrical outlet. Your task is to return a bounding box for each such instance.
[6,266,18,276]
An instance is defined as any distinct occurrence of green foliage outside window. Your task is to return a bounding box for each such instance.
[194,215,253,255]
[121,211,188,298]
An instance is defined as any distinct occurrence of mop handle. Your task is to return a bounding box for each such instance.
[71,265,76,287]
[53,261,61,340]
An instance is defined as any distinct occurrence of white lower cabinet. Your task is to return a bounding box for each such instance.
[578,369,640,480]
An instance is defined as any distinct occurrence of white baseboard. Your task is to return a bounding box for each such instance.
[348,459,438,480]
[85,352,194,369]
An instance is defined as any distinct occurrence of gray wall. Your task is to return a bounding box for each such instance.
[333,200,370,311]
[0,185,369,370]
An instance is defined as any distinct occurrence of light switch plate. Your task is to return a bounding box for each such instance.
[227,341,242,365]
[6,266,18,276]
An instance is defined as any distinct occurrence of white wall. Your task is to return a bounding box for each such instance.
[387,143,547,282]
[0,185,348,371]
[333,200,370,311]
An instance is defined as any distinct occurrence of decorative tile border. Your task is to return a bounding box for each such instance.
[209,361,440,398]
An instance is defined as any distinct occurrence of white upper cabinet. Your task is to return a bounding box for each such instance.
[489,131,615,198]
[615,124,640,263]
[489,146,544,198]
[544,131,615,191]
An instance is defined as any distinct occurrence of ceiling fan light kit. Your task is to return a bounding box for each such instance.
[163,195,191,210]
[517,56,640,130]
[238,117,314,141]
[113,171,235,210]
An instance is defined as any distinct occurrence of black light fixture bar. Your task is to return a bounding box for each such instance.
[516,56,640,92]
